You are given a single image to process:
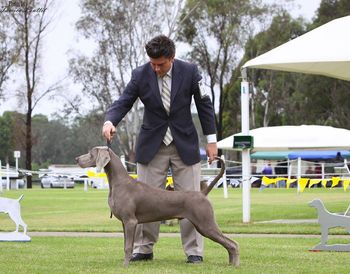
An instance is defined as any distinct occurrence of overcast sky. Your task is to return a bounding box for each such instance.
[0,0,321,117]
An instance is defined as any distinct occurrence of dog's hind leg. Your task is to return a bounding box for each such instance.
[210,230,239,266]
[17,217,27,234]
[8,212,20,233]
[193,220,239,266]
[23,222,27,234]
[122,218,138,266]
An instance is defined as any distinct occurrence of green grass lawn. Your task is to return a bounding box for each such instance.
[1,236,349,274]
[1,187,350,273]
[1,186,349,234]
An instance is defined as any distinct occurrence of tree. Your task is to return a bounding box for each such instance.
[244,13,305,127]
[178,0,271,141]
[0,0,20,100]
[0,112,14,163]
[222,12,307,136]
[69,0,186,162]
[31,114,69,166]
[313,0,350,27]
[0,111,27,166]
[9,0,59,187]
[29,114,105,167]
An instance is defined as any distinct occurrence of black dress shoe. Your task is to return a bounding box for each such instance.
[186,255,203,263]
[130,253,153,262]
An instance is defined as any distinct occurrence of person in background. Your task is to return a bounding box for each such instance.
[262,162,273,188]
[262,162,273,176]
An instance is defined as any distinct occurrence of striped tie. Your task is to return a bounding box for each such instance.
[162,75,173,145]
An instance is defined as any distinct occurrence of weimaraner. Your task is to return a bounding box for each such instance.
[76,146,239,266]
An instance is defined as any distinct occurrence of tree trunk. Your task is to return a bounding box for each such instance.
[25,108,32,188]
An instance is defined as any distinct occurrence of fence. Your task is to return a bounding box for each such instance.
[2,156,350,195]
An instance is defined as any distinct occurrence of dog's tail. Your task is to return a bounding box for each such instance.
[201,157,225,196]
[17,194,24,202]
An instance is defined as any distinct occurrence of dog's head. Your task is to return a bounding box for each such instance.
[76,146,111,172]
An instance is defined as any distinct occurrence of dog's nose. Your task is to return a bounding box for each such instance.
[75,157,79,163]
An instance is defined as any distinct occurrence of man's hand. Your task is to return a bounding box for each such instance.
[206,142,218,164]
[102,122,116,141]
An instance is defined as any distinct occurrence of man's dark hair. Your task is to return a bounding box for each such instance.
[145,35,175,58]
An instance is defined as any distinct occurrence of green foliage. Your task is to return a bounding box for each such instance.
[223,12,306,135]
[0,112,12,163]
[313,0,350,27]
[179,0,272,140]
[0,0,20,98]
[0,111,107,166]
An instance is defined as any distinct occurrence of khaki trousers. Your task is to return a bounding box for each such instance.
[133,143,203,257]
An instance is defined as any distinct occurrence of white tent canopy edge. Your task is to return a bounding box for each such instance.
[217,125,350,152]
[242,15,350,81]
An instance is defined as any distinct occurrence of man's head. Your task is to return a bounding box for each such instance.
[145,35,175,77]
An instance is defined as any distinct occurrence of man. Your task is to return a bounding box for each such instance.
[102,35,217,264]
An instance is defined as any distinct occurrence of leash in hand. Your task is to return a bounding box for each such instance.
[107,139,112,151]
[106,138,113,219]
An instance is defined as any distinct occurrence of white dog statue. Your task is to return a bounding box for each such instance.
[0,194,30,242]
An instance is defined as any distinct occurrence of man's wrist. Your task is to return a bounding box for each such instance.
[103,121,113,126]
[206,134,217,143]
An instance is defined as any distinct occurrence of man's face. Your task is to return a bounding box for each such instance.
[149,56,174,77]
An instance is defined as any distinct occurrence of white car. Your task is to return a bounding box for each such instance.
[1,179,25,189]
[41,176,74,188]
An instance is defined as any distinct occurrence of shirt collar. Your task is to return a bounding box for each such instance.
[159,64,172,79]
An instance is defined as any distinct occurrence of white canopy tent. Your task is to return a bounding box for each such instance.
[230,15,350,223]
[243,15,350,81]
[218,125,350,152]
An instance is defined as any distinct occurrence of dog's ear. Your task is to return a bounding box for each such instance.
[96,149,111,172]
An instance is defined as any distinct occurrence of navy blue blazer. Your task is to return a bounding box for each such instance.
[105,59,216,165]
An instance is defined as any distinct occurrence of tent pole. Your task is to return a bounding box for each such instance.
[241,68,251,223]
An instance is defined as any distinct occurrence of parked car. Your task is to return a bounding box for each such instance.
[1,178,25,189]
[41,175,74,188]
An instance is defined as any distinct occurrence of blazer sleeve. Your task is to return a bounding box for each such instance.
[192,65,217,136]
[105,70,139,126]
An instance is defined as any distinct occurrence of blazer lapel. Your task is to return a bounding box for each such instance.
[147,64,164,108]
[170,60,183,104]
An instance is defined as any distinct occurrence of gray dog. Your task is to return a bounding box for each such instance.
[76,146,239,267]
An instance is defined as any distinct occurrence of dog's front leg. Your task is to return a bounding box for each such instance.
[122,218,138,266]
[320,226,329,245]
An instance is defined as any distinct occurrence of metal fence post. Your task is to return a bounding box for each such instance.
[221,155,228,198]
[6,163,10,190]
[0,160,3,192]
